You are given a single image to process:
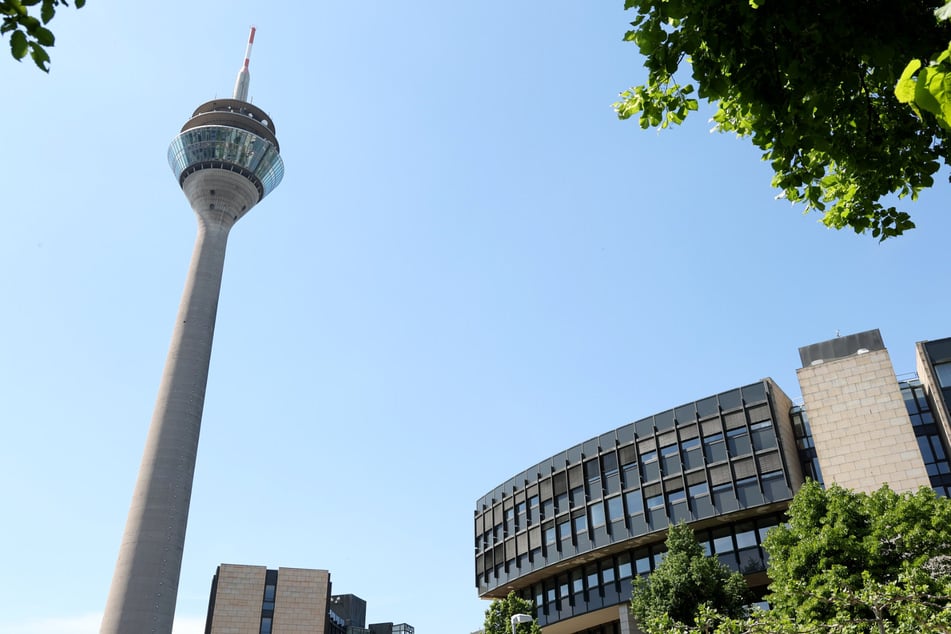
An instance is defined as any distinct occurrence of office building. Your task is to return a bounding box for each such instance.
[101,28,284,634]
[474,330,951,634]
[204,564,413,634]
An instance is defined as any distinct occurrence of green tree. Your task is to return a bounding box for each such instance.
[482,591,542,634]
[2,0,85,72]
[614,1,951,239]
[763,481,951,630]
[896,3,951,133]
[630,522,749,633]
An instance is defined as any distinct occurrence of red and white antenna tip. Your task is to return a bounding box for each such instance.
[242,26,256,70]
[233,26,256,101]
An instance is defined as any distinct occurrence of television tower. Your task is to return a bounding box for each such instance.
[101,27,284,634]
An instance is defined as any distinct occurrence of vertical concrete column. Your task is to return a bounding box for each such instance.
[102,212,235,634]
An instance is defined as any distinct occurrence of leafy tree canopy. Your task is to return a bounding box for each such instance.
[668,482,951,633]
[482,591,542,634]
[614,0,951,239]
[630,522,749,632]
[1,0,85,72]
[763,481,951,628]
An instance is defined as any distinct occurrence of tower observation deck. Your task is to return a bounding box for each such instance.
[101,27,283,634]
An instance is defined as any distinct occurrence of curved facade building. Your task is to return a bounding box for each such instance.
[475,330,951,634]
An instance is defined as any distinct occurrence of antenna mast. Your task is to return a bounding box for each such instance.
[233,26,256,101]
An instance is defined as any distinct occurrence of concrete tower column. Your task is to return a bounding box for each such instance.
[101,211,235,634]
[102,27,283,633]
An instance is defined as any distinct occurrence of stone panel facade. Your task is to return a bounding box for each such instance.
[797,348,929,493]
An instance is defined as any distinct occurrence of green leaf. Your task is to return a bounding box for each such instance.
[895,59,921,104]
[936,1,951,21]
[9,28,27,59]
[40,0,53,23]
[916,65,951,130]
[29,39,49,71]
[33,24,52,46]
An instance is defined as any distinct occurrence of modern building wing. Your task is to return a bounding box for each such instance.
[474,330,951,634]
[204,564,413,634]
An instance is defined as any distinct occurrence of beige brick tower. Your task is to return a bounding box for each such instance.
[796,329,930,493]
[206,565,331,634]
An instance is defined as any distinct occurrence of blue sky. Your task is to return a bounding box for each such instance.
[3,2,951,633]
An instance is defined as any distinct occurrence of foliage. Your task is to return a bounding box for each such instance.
[482,591,542,634]
[763,481,951,628]
[896,3,951,133]
[630,523,749,632]
[614,0,951,239]
[667,482,951,633]
[1,0,84,72]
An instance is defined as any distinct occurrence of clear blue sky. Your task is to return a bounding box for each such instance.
[3,2,951,633]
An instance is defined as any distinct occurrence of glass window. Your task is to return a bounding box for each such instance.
[618,553,632,579]
[541,499,553,518]
[545,526,556,544]
[792,410,815,449]
[586,567,600,594]
[660,444,681,475]
[574,514,588,535]
[646,494,664,509]
[607,495,624,522]
[667,489,686,504]
[712,482,733,508]
[590,501,606,527]
[602,452,619,476]
[727,427,752,457]
[570,486,585,508]
[640,450,660,482]
[918,434,951,476]
[602,564,616,586]
[712,532,733,554]
[555,492,568,513]
[688,482,708,498]
[635,552,651,575]
[559,519,571,544]
[735,525,758,549]
[704,433,727,463]
[750,420,777,451]
[260,616,272,634]
[625,490,644,515]
[736,476,760,505]
[761,470,787,499]
[903,386,918,415]
[585,458,601,484]
[681,437,703,470]
[936,362,951,388]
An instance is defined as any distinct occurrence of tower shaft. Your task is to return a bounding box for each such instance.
[101,212,234,634]
[102,29,282,633]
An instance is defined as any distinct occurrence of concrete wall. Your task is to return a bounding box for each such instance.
[208,565,267,634]
[272,567,331,634]
[797,348,929,493]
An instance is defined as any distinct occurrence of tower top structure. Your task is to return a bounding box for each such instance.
[167,27,284,218]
